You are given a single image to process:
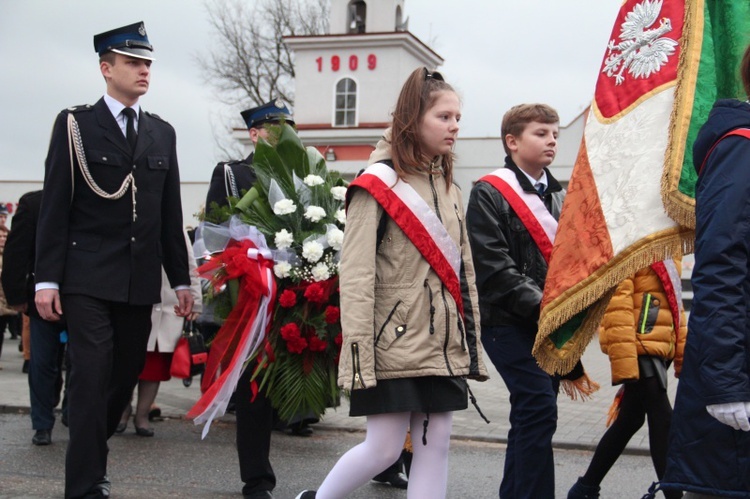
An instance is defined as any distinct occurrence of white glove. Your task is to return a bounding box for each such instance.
[706,401,750,431]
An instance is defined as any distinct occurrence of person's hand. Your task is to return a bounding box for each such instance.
[706,402,750,431]
[173,289,194,318]
[10,303,27,313]
[189,311,201,321]
[35,289,63,322]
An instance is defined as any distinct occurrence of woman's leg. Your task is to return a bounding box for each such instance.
[640,377,682,499]
[407,411,453,499]
[316,412,410,499]
[134,380,160,429]
[581,384,646,486]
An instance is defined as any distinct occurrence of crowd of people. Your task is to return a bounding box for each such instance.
[0,19,748,499]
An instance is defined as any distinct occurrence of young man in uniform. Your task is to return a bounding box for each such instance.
[35,22,193,498]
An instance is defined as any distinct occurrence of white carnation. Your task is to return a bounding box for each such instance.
[335,208,346,225]
[331,186,347,201]
[326,228,344,251]
[302,241,324,262]
[310,262,331,282]
[273,198,297,216]
[273,261,292,279]
[303,174,325,186]
[274,229,294,250]
[304,205,326,223]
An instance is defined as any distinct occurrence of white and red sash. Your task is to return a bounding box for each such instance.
[650,259,683,331]
[348,163,464,316]
[479,168,558,262]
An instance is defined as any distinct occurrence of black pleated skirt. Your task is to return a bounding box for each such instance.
[349,376,468,416]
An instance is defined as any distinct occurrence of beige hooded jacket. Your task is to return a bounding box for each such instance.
[337,129,488,390]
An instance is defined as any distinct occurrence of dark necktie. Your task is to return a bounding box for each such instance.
[123,108,138,151]
[536,183,545,196]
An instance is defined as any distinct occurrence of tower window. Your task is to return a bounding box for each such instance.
[348,1,366,33]
[335,78,357,127]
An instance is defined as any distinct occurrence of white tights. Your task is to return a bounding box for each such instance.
[316,411,454,499]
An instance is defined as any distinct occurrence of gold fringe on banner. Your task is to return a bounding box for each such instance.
[663,0,702,229]
[533,227,694,375]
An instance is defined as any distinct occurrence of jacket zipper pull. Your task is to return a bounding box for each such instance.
[351,343,366,389]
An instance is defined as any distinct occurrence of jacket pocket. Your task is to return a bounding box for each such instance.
[68,232,102,252]
[147,156,169,170]
[637,293,660,334]
[86,149,126,168]
[373,287,411,350]
[375,300,404,348]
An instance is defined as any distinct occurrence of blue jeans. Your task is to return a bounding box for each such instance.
[482,325,559,499]
[28,315,67,430]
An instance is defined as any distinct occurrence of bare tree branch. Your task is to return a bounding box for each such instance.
[197,0,329,109]
[195,0,328,161]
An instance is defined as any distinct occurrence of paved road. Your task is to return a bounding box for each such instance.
[0,332,675,497]
[0,413,660,498]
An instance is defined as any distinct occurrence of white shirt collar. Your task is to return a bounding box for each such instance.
[519,168,547,191]
[103,94,141,135]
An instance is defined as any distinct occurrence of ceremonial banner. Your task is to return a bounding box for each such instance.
[533,0,750,374]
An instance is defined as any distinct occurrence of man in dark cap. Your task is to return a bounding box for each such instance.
[203,99,293,499]
[35,21,193,498]
[205,100,294,208]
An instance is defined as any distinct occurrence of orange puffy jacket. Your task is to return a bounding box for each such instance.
[599,258,687,385]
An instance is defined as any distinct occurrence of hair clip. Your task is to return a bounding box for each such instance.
[424,69,444,81]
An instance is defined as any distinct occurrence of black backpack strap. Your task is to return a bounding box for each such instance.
[354,163,393,253]
[355,162,394,251]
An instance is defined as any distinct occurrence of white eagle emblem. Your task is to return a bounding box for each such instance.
[602,0,678,85]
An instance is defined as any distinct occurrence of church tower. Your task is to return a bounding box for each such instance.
[282,0,443,176]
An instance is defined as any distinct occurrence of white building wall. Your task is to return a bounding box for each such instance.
[286,33,442,126]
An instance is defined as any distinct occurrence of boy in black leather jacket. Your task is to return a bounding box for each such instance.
[466,103,568,499]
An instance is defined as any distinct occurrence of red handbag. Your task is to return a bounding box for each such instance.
[170,320,207,379]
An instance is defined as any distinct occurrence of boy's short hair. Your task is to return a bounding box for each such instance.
[501,104,560,157]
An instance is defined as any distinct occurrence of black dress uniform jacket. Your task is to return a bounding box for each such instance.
[35,98,190,302]
[1,190,42,317]
[205,153,257,209]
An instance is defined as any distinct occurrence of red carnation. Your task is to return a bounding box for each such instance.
[308,334,328,352]
[304,283,326,303]
[324,306,340,324]
[286,335,308,354]
[279,289,297,308]
[280,323,301,340]
[334,332,343,346]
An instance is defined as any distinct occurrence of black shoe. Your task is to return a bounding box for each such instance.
[32,429,52,446]
[290,421,314,437]
[182,377,192,387]
[568,477,600,499]
[294,492,315,499]
[134,426,154,437]
[243,491,274,499]
[148,407,162,421]
[88,476,111,498]
[372,467,408,489]
[116,405,132,434]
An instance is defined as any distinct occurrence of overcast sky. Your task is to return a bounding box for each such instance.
[0,0,621,182]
